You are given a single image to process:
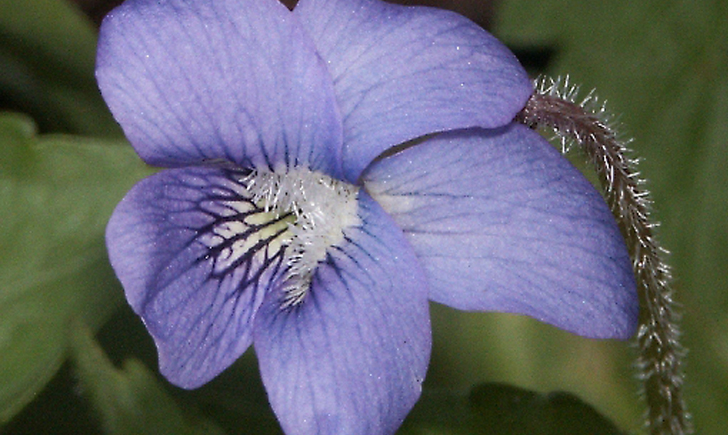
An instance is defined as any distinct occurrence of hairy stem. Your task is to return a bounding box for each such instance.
[516,77,692,435]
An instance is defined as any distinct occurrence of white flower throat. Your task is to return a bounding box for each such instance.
[242,168,361,308]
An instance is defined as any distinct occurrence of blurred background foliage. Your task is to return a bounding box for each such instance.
[0,0,725,433]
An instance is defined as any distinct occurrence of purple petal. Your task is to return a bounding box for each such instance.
[97,0,343,176]
[106,166,289,388]
[294,0,532,180]
[364,125,638,339]
[253,192,431,434]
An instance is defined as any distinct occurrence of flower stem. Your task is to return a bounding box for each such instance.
[516,76,692,435]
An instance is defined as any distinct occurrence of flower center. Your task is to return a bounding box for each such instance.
[243,168,361,308]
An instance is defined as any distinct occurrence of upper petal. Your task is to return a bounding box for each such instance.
[97,0,343,176]
[294,0,532,180]
[106,165,290,388]
[364,125,638,339]
[253,192,431,434]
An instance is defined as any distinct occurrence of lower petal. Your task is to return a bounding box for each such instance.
[364,124,638,339]
[253,192,430,434]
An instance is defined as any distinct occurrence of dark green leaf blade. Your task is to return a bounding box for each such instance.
[400,383,627,434]
[70,321,226,435]
[0,113,152,422]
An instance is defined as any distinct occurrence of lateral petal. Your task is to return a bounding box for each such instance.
[106,165,290,388]
[365,125,638,339]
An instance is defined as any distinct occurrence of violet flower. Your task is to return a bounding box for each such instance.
[98,0,637,433]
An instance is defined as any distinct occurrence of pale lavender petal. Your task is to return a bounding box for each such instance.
[106,166,289,388]
[364,125,638,339]
[295,0,532,179]
[253,192,430,434]
[97,0,343,176]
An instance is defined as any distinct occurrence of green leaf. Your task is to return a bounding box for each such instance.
[70,322,226,435]
[0,0,121,136]
[0,113,152,423]
[400,383,626,435]
[469,383,626,435]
